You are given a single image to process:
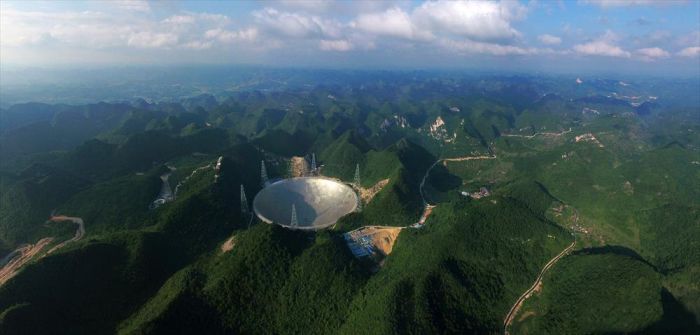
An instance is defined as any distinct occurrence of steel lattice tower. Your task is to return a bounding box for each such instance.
[260,160,269,187]
[354,164,362,212]
[311,153,317,175]
[356,193,363,212]
[290,204,298,227]
[240,184,249,215]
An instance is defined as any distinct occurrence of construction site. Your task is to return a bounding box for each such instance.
[344,226,402,260]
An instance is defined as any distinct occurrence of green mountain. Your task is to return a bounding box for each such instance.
[0,74,698,334]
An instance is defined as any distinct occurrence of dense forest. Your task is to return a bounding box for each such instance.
[0,73,698,333]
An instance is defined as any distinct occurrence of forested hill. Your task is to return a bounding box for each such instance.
[0,74,698,334]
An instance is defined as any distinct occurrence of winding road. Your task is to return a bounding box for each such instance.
[417,151,578,335]
[46,216,85,255]
[0,216,85,286]
[503,237,576,335]
[501,127,572,139]
[419,153,497,207]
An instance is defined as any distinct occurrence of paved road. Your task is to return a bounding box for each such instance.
[501,128,572,139]
[0,215,86,286]
[503,238,576,335]
[419,154,497,207]
[0,238,54,286]
[47,216,85,254]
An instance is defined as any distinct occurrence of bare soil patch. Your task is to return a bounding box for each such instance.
[358,179,389,204]
[517,311,536,322]
[290,156,309,177]
[221,236,236,253]
[351,226,403,256]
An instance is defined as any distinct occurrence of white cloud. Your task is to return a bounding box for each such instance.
[439,38,539,56]
[0,5,258,53]
[352,7,430,40]
[319,39,353,51]
[1,0,694,68]
[276,0,334,12]
[581,0,686,7]
[635,47,670,61]
[274,0,403,15]
[112,0,151,13]
[205,28,258,43]
[127,32,179,48]
[0,8,128,48]
[180,41,213,50]
[413,0,524,41]
[675,31,700,47]
[677,46,700,57]
[162,15,197,25]
[538,34,562,45]
[352,1,525,42]
[573,31,631,57]
[574,41,630,57]
[253,8,342,38]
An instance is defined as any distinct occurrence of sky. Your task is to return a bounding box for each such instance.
[1,0,699,75]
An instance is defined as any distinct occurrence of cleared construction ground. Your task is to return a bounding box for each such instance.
[357,179,389,203]
[344,226,403,258]
[220,235,236,253]
[289,156,310,177]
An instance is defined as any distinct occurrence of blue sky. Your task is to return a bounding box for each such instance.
[1,0,698,75]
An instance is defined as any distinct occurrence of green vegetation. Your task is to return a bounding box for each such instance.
[0,231,180,334]
[341,197,571,334]
[513,248,699,334]
[0,165,89,249]
[120,224,368,334]
[58,171,162,234]
[0,74,698,334]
